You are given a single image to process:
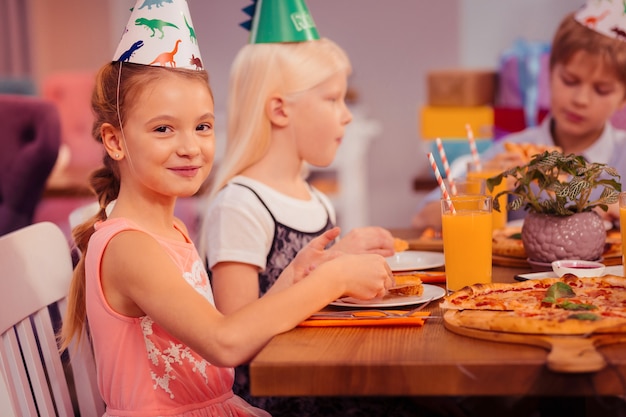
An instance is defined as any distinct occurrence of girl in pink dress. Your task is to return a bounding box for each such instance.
[58,1,393,416]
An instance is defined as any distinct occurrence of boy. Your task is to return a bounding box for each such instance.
[413,2,626,230]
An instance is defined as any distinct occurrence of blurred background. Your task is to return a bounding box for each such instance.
[0,0,574,237]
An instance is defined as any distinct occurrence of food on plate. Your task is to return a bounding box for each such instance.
[504,142,562,162]
[604,229,622,258]
[419,227,441,239]
[388,274,424,296]
[491,226,526,259]
[393,237,409,252]
[441,274,626,334]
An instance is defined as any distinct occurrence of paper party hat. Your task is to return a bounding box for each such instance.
[113,0,204,70]
[240,0,320,44]
[575,0,626,42]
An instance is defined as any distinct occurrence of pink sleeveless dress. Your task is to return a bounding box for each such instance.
[85,218,270,417]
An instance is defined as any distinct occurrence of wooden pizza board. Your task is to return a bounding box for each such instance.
[491,254,529,268]
[444,310,626,373]
[602,255,622,267]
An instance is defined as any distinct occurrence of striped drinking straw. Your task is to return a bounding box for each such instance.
[427,152,455,214]
[435,137,457,195]
[465,123,481,170]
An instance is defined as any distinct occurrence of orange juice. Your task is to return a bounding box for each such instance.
[441,196,492,292]
[620,194,626,276]
[467,164,507,229]
[446,177,485,197]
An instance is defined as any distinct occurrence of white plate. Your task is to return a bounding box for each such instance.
[385,251,445,272]
[515,265,623,281]
[329,284,446,308]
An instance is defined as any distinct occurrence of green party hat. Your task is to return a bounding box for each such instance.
[240,0,320,44]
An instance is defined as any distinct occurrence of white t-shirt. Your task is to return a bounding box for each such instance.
[203,175,335,271]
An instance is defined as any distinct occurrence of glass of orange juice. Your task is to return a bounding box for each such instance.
[467,161,507,230]
[444,177,485,197]
[441,195,493,293]
[619,191,626,277]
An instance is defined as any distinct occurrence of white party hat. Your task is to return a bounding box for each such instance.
[113,0,204,70]
[575,0,626,42]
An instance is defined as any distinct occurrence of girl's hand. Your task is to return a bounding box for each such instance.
[288,227,343,284]
[333,253,393,300]
[332,226,395,257]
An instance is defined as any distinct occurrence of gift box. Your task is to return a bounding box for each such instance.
[493,107,549,140]
[427,69,497,107]
[420,105,493,140]
[496,39,551,127]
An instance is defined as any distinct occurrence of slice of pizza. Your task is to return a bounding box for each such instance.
[393,237,409,252]
[504,142,562,163]
[492,226,527,259]
[604,229,622,258]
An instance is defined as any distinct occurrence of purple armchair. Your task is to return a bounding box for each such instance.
[0,95,61,235]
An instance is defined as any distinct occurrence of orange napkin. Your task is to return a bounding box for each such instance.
[298,311,430,327]
[393,271,445,284]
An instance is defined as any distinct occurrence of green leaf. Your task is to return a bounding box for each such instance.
[568,313,600,321]
[543,296,556,305]
[542,282,575,304]
[487,150,621,215]
[557,300,597,311]
[486,175,503,193]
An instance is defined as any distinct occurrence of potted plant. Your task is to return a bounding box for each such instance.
[486,151,621,264]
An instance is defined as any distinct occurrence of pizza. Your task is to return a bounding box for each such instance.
[441,274,626,335]
[419,227,441,239]
[492,226,526,259]
[504,142,562,162]
[393,237,409,252]
[604,229,622,258]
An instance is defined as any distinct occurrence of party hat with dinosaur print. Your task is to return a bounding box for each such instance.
[240,0,320,44]
[113,0,203,70]
[575,0,626,42]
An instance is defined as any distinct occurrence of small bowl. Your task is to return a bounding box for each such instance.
[551,259,606,278]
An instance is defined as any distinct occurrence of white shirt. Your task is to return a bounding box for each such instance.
[203,175,335,271]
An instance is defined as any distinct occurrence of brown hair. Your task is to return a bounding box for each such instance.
[550,12,626,86]
[59,62,211,351]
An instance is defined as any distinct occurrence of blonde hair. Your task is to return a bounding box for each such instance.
[59,62,211,351]
[207,38,352,200]
[551,12,626,86]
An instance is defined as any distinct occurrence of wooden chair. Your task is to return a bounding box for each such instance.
[0,222,105,416]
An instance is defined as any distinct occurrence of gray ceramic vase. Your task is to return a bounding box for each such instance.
[521,211,606,263]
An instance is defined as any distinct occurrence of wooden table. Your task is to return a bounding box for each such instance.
[250,231,626,398]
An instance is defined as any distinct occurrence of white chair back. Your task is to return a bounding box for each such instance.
[68,201,99,232]
[0,222,105,416]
